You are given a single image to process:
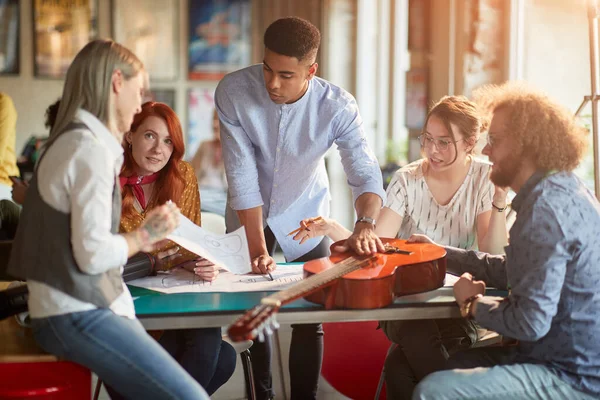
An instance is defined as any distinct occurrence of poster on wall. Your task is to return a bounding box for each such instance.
[187,88,216,160]
[0,0,19,75]
[112,0,178,81]
[145,88,176,110]
[32,0,98,78]
[188,0,251,80]
[405,68,428,130]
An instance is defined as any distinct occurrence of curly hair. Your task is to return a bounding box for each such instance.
[473,82,588,171]
[264,17,321,62]
[422,95,488,163]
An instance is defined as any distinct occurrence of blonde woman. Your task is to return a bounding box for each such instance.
[7,40,208,400]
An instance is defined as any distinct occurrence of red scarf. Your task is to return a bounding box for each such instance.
[119,172,160,209]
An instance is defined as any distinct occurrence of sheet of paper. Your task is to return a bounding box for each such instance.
[129,265,460,296]
[167,215,252,274]
[444,273,460,287]
[128,263,304,294]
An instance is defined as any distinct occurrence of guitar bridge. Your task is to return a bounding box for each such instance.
[383,244,413,255]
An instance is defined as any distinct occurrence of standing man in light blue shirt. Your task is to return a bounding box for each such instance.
[215,17,386,400]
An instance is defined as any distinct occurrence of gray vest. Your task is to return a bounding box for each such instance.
[7,122,124,308]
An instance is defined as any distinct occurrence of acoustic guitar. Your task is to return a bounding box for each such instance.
[227,238,446,342]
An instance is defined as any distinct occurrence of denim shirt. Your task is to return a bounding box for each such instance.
[215,64,385,261]
[446,171,600,396]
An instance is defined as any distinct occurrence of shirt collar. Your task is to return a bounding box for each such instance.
[75,109,124,162]
[512,170,551,213]
[261,74,313,109]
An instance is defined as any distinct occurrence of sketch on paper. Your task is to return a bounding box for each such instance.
[167,214,251,274]
[129,264,305,294]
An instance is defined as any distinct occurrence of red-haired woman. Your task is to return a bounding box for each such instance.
[118,102,236,396]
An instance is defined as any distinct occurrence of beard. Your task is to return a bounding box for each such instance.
[490,149,523,188]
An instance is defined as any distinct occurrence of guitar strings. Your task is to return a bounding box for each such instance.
[267,255,378,304]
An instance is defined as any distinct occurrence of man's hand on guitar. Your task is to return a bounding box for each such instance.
[346,223,385,255]
[251,253,277,275]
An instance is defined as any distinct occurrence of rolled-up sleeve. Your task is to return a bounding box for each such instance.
[215,82,263,210]
[473,201,568,341]
[70,143,128,274]
[333,98,385,203]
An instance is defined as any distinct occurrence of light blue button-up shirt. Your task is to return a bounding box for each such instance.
[215,64,385,261]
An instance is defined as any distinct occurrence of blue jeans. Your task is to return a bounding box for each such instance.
[413,346,597,400]
[31,309,209,400]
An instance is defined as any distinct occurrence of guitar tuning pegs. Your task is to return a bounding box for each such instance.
[271,316,280,330]
[257,330,265,343]
[264,324,273,336]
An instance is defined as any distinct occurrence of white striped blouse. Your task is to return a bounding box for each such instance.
[385,157,494,250]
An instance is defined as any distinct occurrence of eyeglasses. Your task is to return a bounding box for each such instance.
[418,134,462,152]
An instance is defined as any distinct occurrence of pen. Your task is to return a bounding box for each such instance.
[287,217,323,236]
[261,264,274,281]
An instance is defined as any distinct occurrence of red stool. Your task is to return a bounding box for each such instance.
[321,321,391,400]
[0,357,91,399]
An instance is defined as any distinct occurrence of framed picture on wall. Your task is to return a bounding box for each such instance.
[32,0,98,79]
[145,88,176,110]
[405,68,428,130]
[188,0,252,80]
[112,0,179,81]
[187,88,215,160]
[0,0,20,75]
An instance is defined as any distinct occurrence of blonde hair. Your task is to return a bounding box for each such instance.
[48,39,144,145]
[473,82,588,171]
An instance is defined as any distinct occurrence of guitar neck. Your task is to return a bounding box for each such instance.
[261,255,376,307]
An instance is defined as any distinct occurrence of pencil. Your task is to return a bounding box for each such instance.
[287,217,323,236]
[268,271,274,281]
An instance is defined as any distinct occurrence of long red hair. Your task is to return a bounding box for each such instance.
[121,101,185,219]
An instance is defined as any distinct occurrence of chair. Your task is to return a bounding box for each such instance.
[222,335,257,400]
[321,321,391,400]
[0,358,91,399]
[200,211,226,234]
[0,288,91,399]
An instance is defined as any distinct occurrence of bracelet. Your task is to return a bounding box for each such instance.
[492,202,508,212]
[460,293,483,319]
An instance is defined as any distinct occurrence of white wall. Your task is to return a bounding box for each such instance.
[522,0,589,113]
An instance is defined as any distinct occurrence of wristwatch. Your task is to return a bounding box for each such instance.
[460,294,483,319]
[355,216,376,227]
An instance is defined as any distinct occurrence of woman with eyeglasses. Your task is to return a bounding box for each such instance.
[291,95,508,400]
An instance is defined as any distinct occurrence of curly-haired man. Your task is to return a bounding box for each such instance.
[411,82,599,399]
